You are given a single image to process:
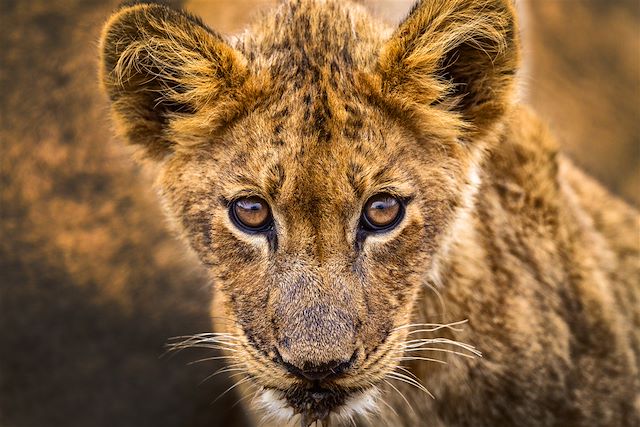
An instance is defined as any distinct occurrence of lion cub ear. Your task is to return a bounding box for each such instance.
[99,3,249,159]
[377,0,520,135]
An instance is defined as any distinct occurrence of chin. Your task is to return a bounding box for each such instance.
[257,385,381,426]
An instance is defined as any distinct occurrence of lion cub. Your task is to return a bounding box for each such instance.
[99,0,639,425]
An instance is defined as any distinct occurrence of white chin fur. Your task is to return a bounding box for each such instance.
[334,387,381,423]
[257,389,295,422]
[256,387,381,424]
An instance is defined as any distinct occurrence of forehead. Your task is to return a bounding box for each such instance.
[223,98,416,207]
[215,0,417,205]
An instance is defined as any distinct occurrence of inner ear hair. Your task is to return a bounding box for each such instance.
[99,3,249,159]
[377,0,520,133]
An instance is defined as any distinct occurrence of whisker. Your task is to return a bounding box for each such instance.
[391,319,469,333]
[423,280,447,321]
[212,375,254,404]
[167,343,242,353]
[200,365,246,385]
[166,338,242,350]
[166,335,241,346]
[377,391,399,418]
[386,372,435,399]
[398,338,482,357]
[401,337,477,350]
[395,356,448,365]
[249,387,264,407]
[383,379,415,415]
[395,365,420,382]
[187,355,238,365]
[168,332,242,339]
[399,347,479,359]
[169,337,243,347]
[404,325,469,336]
[230,381,260,410]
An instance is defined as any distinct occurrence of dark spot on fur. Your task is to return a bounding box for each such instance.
[184,210,212,249]
[267,230,279,252]
[265,163,286,199]
[346,161,364,196]
[344,103,358,115]
[231,152,248,168]
[330,60,340,76]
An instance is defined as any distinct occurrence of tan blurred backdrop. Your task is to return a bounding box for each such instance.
[1,1,638,427]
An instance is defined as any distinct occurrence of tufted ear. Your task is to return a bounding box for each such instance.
[99,3,250,159]
[376,0,520,135]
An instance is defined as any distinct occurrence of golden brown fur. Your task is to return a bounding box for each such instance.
[99,0,639,425]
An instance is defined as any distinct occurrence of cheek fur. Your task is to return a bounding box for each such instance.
[210,227,264,280]
[363,219,429,308]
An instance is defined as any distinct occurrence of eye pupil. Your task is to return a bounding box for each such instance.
[238,200,261,211]
[362,194,403,231]
[232,196,272,231]
[371,200,388,210]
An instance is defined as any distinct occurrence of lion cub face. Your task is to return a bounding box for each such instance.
[100,0,517,422]
[163,98,472,423]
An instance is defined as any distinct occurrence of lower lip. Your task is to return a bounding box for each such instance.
[285,385,347,420]
[260,386,380,426]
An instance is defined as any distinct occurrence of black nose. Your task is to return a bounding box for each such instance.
[278,351,357,381]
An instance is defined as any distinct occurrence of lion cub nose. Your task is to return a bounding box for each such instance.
[272,303,359,381]
[278,350,357,381]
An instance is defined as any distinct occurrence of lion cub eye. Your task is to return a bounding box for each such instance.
[361,193,403,232]
[231,196,273,232]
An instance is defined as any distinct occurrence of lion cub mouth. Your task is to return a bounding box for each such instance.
[257,348,374,425]
[260,385,379,426]
[285,384,348,425]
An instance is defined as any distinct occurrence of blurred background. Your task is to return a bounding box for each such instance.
[1,1,638,426]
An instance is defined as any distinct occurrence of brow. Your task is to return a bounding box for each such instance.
[262,161,286,201]
[346,149,411,189]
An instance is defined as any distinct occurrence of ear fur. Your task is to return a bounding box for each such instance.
[377,0,520,136]
[99,3,249,159]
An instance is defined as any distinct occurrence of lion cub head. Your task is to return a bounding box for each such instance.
[100,0,518,423]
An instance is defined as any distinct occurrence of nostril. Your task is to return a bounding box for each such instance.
[276,349,358,381]
[301,357,353,381]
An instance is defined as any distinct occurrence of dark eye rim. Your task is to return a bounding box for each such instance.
[229,197,274,234]
[359,193,407,233]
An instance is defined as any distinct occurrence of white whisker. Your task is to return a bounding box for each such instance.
[386,372,435,399]
[395,365,420,382]
[383,379,415,415]
[395,356,448,365]
[399,347,479,359]
[186,355,238,365]
[212,375,254,404]
[168,343,242,353]
[200,365,246,385]
[391,319,469,333]
[398,337,482,357]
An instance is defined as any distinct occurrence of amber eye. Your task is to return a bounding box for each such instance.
[361,193,403,232]
[231,196,273,232]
